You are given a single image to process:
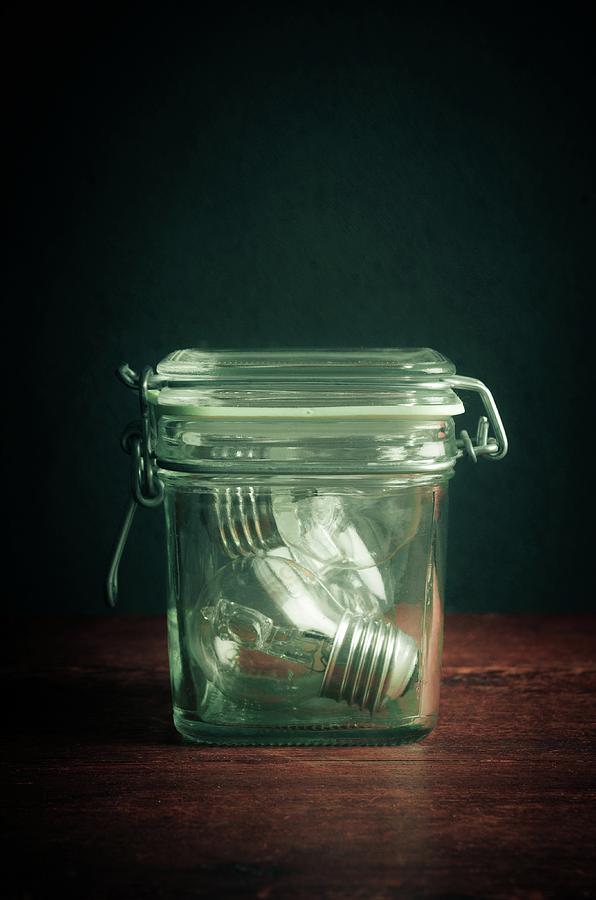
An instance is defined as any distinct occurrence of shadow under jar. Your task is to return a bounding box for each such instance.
[109,348,508,746]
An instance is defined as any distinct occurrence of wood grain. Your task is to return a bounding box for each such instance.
[3,615,596,899]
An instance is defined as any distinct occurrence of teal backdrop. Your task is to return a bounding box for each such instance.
[12,6,590,613]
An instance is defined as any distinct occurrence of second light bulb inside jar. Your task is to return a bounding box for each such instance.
[206,488,423,612]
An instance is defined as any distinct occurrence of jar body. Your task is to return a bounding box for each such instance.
[164,472,448,746]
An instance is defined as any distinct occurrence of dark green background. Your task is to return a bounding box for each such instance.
[13,5,590,613]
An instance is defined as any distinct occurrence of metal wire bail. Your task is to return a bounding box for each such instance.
[445,376,508,463]
[105,365,164,608]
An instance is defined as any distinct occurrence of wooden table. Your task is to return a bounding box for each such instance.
[4,615,595,899]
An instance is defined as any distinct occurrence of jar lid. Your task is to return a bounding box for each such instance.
[150,347,465,418]
[156,347,455,378]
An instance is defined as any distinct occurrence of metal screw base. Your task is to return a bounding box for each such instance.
[321,613,418,713]
[208,487,316,559]
[209,487,283,558]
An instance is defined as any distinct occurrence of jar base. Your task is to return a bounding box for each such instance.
[173,709,437,747]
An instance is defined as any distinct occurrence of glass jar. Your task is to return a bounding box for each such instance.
[108,349,507,746]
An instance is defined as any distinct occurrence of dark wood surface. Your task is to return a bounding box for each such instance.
[4,615,595,899]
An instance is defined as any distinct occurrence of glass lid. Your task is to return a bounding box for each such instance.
[156,347,456,381]
[150,347,464,416]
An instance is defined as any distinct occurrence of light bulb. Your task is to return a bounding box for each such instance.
[206,488,423,613]
[206,488,393,612]
[192,554,418,712]
[271,493,388,606]
[271,491,423,578]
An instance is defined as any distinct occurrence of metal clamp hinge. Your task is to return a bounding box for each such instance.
[106,365,164,608]
[444,375,508,463]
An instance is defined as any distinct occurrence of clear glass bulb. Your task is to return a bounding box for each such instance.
[271,492,424,614]
[191,554,418,711]
[272,494,389,608]
[206,488,423,616]
[273,490,421,559]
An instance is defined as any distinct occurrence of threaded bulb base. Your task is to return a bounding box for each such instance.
[321,613,418,713]
[209,487,283,558]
